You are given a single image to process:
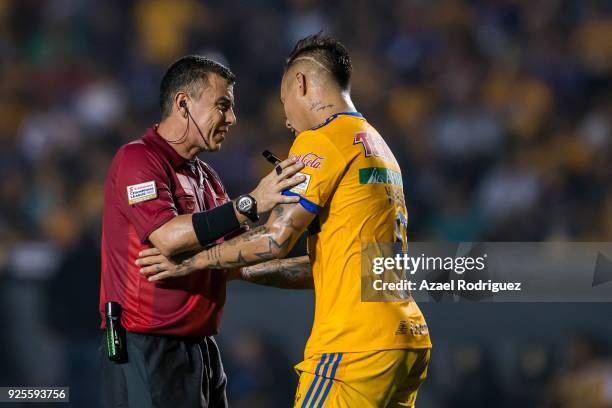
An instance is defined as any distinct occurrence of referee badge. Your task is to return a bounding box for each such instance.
[127,181,157,205]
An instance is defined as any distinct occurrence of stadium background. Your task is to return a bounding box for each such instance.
[1,0,612,406]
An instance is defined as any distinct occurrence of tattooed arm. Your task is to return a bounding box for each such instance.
[239,256,313,289]
[137,202,315,282]
[147,158,305,257]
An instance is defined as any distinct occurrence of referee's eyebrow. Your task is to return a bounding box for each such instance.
[217,96,234,108]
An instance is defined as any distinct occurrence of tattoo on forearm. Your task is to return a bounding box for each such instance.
[175,258,196,276]
[170,250,199,264]
[271,205,300,233]
[225,250,248,267]
[254,235,292,260]
[198,226,285,269]
[192,204,306,270]
[208,259,223,269]
[227,226,268,246]
[242,256,313,289]
[206,245,222,261]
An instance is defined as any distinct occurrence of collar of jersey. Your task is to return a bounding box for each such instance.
[146,125,189,169]
[309,111,364,131]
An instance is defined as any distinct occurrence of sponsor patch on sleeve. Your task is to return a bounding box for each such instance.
[290,153,324,169]
[289,172,311,195]
[127,181,157,205]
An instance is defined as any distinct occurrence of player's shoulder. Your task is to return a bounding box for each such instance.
[293,129,345,164]
[294,127,329,144]
[295,117,357,149]
[310,115,370,153]
[324,113,369,144]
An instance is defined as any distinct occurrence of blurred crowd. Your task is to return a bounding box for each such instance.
[0,0,611,407]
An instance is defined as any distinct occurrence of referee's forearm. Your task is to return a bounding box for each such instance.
[149,214,201,256]
[150,202,242,256]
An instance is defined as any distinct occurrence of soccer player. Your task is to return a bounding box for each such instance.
[138,34,432,407]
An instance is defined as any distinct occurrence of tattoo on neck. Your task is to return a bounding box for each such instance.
[316,104,334,112]
[309,101,335,112]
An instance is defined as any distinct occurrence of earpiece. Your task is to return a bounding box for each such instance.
[177,99,210,149]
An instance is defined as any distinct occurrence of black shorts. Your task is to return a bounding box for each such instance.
[100,331,227,408]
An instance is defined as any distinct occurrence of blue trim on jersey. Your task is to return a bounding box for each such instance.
[310,111,364,131]
[301,354,328,408]
[316,353,343,408]
[282,190,320,214]
[309,353,335,407]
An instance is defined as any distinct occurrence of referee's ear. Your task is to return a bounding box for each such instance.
[175,93,189,118]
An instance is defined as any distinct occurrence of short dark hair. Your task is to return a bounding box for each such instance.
[159,55,235,119]
[285,33,352,90]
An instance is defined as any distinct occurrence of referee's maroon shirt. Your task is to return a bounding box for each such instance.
[99,126,234,338]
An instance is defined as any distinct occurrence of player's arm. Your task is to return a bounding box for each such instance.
[148,159,305,257]
[241,256,313,289]
[225,256,314,289]
[137,202,316,281]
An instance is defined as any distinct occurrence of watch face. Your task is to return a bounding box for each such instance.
[237,196,253,212]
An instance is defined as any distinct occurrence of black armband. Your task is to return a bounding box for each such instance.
[192,202,241,246]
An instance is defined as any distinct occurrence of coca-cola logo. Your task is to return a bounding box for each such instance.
[290,152,325,169]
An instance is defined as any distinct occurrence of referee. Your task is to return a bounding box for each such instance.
[99,56,305,407]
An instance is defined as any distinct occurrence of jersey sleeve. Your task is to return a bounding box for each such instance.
[283,131,346,213]
[115,144,178,243]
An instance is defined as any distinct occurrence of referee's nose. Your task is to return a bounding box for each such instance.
[225,108,236,126]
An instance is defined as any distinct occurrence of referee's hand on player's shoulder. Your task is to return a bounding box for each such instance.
[250,157,305,214]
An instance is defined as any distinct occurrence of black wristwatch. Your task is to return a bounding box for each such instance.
[235,194,259,222]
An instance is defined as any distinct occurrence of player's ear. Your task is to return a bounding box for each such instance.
[295,72,307,96]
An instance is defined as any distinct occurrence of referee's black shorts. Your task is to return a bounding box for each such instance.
[100,331,228,407]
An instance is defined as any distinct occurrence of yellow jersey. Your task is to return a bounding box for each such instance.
[286,112,432,359]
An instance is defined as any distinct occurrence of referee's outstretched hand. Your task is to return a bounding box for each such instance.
[250,157,306,214]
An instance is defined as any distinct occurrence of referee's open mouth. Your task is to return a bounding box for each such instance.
[214,130,227,143]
